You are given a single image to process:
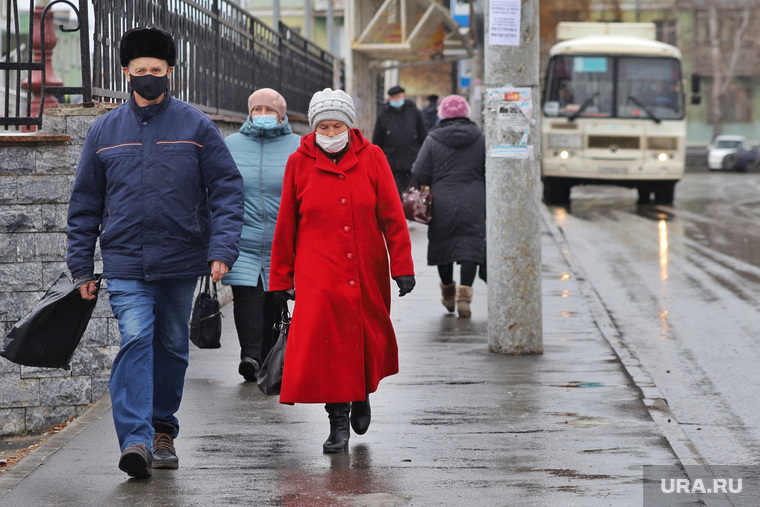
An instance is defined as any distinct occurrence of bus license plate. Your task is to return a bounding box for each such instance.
[599,166,629,175]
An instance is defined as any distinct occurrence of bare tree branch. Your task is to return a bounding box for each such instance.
[719,7,750,97]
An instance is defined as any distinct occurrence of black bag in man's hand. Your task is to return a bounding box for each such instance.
[257,307,290,395]
[0,273,101,370]
[189,276,222,349]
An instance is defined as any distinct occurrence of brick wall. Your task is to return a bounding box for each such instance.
[0,104,247,435]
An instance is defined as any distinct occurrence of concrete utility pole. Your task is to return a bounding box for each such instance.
[273,0,281,30]
[484,0,542,354]
[343,0,374,134]
[326,0,334,54]
[304,0,312,40]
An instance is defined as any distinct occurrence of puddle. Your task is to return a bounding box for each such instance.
[550,381,604,388]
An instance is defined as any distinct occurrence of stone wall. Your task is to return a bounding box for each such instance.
[0,104,247,435]
[0,104,111,434]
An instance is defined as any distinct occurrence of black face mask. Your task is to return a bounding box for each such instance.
[129,74,168,101]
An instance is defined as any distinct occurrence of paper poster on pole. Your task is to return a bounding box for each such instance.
[487,86,534,159]
[489,0,521,46]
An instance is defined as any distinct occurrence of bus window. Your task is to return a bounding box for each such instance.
[617,57,683,120]
[543,55,614,118]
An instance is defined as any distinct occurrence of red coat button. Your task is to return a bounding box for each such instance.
[338,174,345,179]
[348,279,357,287]
[346,253,354,260]
[343,226,351,233]
[340,198,347,206]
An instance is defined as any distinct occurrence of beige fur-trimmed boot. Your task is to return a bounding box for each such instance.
[456,285,473,318]
[440,282,456,312]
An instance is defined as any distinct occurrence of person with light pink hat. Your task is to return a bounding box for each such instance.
[411,94,487,318]
[222,88,301,382]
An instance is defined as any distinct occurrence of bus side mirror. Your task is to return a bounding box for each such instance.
[691,73,701,105]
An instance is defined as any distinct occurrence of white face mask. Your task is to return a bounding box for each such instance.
[316,131,349,153]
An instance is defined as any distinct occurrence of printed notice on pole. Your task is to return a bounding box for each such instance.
[490,0,521,46]
[487,86,533,159]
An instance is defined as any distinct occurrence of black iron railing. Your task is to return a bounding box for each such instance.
[0,0,91,129]
[92,0,339,120]
[278,21,337,116]
[0,0,339,129]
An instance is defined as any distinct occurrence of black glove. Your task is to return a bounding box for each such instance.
[271,289,295,305]
[394,275,415,297]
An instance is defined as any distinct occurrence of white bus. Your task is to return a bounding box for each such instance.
[541,22,697,206]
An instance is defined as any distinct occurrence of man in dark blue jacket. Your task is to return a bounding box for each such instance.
[372,85,428,199]
[66,27,244,479]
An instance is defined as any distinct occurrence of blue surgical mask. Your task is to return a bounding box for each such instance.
[252,115,278,128]
[389,99,405,108]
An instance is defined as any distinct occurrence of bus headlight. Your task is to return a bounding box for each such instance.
[560,150,570,160]
[657,152,669,162]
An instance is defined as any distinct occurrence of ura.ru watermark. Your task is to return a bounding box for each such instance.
[660,477,743,494]
[644,465,760,506]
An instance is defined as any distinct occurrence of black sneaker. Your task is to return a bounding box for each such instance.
[152,432,179,469]
[118,444,152,478]
[238,357,260,382]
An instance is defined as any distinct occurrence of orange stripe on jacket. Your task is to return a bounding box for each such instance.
[96,143,142,154]
[157,140,204,147]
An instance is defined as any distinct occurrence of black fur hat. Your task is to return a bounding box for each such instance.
[120,27,176,67]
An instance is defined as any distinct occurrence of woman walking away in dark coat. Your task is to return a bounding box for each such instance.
[411,94,486,318]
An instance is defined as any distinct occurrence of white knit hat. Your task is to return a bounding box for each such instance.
[308,88,356,130]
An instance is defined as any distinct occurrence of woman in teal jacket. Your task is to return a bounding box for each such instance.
[222,88,301,381]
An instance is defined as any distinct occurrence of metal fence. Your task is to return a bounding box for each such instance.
[0,0,339,129]
[92,0,339,120]
[0,0,91,129]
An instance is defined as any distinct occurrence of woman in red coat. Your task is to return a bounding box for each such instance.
[269,88,416,453]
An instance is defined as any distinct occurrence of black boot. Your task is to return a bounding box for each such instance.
[323,403,350,453]
[350,394,371,435]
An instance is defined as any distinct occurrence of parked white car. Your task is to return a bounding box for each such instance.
[707,135,750,170]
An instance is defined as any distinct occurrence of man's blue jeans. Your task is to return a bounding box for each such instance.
[106,277,197,452]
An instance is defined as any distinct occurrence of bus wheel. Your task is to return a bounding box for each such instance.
[637,185,653,204]
[543,178,570,205]
[653,182,676,205]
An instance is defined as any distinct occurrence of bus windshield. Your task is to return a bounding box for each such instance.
[543,55,683,121]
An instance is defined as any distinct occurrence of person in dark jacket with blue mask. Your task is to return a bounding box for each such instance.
[372,85,428,198]
[66,27,244,479]
[222,88,300,382]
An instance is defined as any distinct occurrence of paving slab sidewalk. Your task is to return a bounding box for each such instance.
[0,207,695,506]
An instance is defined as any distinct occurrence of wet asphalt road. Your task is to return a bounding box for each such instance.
[549,169,760,466]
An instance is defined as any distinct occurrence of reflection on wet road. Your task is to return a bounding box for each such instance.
[550,172,760,465]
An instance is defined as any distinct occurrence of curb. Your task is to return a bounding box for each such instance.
[0,393,112,497]
[539,204,740,506]
[539,204,705,466]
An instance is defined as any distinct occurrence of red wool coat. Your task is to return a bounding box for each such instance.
[269,129,414,404]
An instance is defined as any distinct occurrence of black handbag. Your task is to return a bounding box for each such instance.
[257,307,290,395]
[401,183,433,224]
[0,273,101,370]
[189,276,222,349]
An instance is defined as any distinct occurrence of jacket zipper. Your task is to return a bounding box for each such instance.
[259,138,267,286]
